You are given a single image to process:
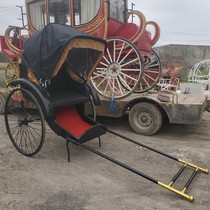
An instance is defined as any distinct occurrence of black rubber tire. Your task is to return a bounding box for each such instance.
[129,102,162,135]
[0,93,6,114]
[4,88,45,156]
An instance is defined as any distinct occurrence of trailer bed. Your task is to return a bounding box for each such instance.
[95,91,207,127]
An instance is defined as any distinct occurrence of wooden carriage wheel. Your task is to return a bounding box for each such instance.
[91,37,144,99]
[135,50,162,93]
[5,62,20,90]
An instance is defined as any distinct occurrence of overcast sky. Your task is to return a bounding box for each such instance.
[0,0,210,46]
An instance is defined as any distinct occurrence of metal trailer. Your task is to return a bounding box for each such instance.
[94,90,208,136]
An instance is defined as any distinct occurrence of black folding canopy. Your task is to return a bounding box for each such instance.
[21,23,106,83]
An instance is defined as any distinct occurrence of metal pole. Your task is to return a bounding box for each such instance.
[67,138,158,184]
[107,129,179,161]
[131,3,135,22]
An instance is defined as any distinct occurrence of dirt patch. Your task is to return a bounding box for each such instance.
[0,112,210,210]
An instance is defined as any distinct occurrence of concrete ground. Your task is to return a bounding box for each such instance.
[0,111,210,210]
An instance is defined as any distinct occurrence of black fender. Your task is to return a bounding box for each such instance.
[86,83,101,106]
[8,78,54,119]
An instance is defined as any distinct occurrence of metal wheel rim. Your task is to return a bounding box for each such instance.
[4,88,45,156]
[134,110,152,129]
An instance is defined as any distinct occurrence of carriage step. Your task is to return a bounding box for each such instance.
[158,159,208,202]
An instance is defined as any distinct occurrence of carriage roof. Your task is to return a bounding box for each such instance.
[22,23,106,83]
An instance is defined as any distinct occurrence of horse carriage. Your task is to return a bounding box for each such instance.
[2,23,208,202]
[1,0,161,98]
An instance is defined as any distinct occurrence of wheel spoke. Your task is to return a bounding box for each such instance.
[96,75,108,88]
[146,63,159,68]
[113,40,116,62]
[103,77,112,94]
[120,57,139,68]
[99,61,109,68]
[144,68,160,73]
[116,42,125,63]
[92,71,107,80]
[120,71,139,82]
[144,73,157,82]
[142,76,150,87]
[106,47,113,63]
[120,68,141,72]
[116,78,124,96]
[119,48,133,65]
[119,75,132,91]
[102,55,110,66]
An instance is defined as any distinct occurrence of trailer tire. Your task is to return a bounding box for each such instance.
[129,102,162,135]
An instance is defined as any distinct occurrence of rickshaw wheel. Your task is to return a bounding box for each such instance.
[4,88,45,156]
[5,62,20,90]
[0,94,6,114]
[91,37,144,99]
[135,50,162,93]
[84,96,96,120]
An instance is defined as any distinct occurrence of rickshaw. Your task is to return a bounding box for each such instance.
[4,24,208,202]
[2,0,161,98]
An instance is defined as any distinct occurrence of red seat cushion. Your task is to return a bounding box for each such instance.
[55,106,92,138]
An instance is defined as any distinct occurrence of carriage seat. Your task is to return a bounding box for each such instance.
[47,68,90,108]
[46,67,106,143]
[107,19,139,42]
[55,105,106,143]
[49,89,89,108]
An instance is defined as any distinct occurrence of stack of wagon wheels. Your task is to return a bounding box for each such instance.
[3,26,24,91]
[90,9,162,135]
[91,12,162,100]
[0,26,24,114]
[5,61,20,90]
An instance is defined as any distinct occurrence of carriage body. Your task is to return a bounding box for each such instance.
[1,0,162,97]
[25,0,159,51]
[25,0,161,96]
[4,24,107,156]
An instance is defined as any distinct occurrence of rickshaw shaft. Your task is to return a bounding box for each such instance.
[107,129,208,174]
[67,137,158,184]
[107,129,178,161]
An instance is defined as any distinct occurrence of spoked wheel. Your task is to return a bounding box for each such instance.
[0,94,6,114]
[91,37,144,99]
[4,88,45,156]
[135,50,162,93]
[84,97,96,120]
[5,62,20,90]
